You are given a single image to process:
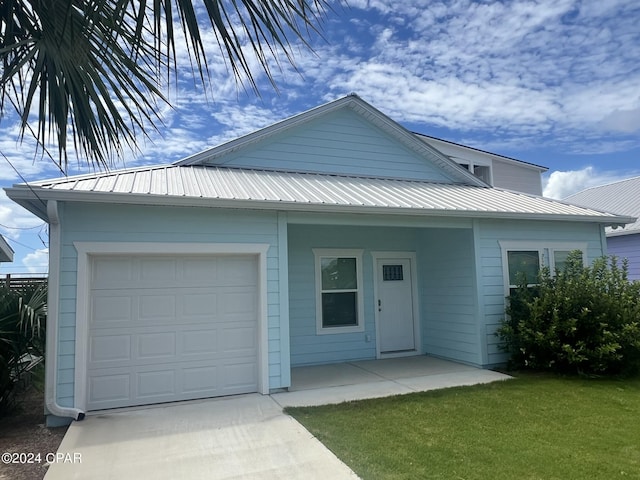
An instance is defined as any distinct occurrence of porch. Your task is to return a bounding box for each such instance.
[271,355,511,407]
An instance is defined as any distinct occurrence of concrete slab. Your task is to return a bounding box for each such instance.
[46,357,510,479]
[272,357,512,408]
[44,394,358,480]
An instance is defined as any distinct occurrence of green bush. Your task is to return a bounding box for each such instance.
[498,252,640,376]
[0,284,47,412]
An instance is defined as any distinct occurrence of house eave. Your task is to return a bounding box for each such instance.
[6,186,633,226]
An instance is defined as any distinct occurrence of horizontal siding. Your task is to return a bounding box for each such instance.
[420,229,480,365]
[607,234,640,281]
[492,159,542,195]
[213,109,454,182]
[56,203,281,409]
[288,224,421,366]
[476,219,605,365]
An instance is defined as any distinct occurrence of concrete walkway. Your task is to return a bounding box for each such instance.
[45,394,359,480]
[45,357,510,480]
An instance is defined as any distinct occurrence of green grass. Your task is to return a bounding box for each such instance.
[286,374,640,480]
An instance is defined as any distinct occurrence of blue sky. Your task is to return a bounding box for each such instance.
[1,0,639,275]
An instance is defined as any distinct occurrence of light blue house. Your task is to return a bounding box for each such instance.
[6,95,633,423]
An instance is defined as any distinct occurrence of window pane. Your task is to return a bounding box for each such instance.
[554,250,581,272]
[383,264,403,281]
[322,292,357,327]
[321,257,357,290]
[508,251,540,285]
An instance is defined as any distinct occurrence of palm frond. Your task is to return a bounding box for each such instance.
[0,0,330,172]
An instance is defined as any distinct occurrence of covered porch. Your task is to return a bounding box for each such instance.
[272,356,511,407]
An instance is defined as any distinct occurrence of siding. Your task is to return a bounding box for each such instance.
[492,158,543,195]
[607,234,640,281]
[55,203,281,408]
[287,224,421,366]
[209,109,455,182]
[476,219,605,366]
[419,229,479,365]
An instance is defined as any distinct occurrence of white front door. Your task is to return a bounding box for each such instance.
[375,257,417,355]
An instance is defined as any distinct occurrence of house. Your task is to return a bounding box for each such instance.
[416,134,547,196]
[0,234,14,263]
[5,94,634,425]
[565,176,640,280]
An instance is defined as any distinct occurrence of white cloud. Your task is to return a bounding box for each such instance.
[22,248,48,274]
[543,167,639,199]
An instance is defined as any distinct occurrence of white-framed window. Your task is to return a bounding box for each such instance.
[499,241,587,296]
[313,249,365,335]
[454,159,493,185]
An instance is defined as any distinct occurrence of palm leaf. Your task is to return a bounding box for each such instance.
[0,0,329,171]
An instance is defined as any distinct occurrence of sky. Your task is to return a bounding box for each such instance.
[1,0,639,276]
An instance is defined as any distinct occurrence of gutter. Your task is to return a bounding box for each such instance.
[45,200,85,421]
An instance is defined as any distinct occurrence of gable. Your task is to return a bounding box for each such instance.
[203,108,455,182]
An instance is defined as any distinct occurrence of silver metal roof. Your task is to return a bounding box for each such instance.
[565,176,640,236]
[7,165,634,225]
[0,234,14,263]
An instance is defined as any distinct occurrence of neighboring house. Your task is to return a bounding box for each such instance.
[416,134,547,196]
[565,176,640,280]
[5,94,634,424]
[0,234,14,263]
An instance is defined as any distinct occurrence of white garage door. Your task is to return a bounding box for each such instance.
[86,254,259,411]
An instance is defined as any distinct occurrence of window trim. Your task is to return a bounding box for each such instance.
[499,241,587,296]
[313,248,365,335]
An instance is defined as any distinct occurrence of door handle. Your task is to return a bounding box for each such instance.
[378,299,381,312]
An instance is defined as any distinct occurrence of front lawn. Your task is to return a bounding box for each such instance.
[286,374,640,479]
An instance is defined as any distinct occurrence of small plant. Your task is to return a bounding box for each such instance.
[0,283,47,413]
[498,251,640,376]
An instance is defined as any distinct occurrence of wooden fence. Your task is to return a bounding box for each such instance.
[1,274,48,290]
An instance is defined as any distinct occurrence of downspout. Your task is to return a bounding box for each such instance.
[46,200,85,421]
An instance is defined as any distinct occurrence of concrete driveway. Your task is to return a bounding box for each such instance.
[44,394,359,480]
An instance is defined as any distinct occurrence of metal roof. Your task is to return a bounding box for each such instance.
[565,176,640,236]
[6,165,634,226]
[0,234,14,263]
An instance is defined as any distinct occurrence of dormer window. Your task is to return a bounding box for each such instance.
[473,165,491,184]
[454,159,492,185]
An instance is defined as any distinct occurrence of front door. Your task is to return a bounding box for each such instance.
[376,257,417,355]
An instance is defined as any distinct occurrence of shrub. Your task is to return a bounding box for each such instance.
[0,284,47,412]
[498,251,640,376]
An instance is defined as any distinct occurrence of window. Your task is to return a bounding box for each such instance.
[551,249,583,273]
[313,249,364,334]
[500,242,587,297]
[473,165,492,184]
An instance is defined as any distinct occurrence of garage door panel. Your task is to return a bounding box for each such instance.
[221,362,258,391]
[88,357,257,410]
[139,294,177,321]
[87,254,259,410]
[92,296,132,324]
[137,332,176,359]
[182,329,217,355]
[89,374,131,405]
[90,335,131,363]
[182,366,218,393]
[91,258,135,286]
[137,370,176,398]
